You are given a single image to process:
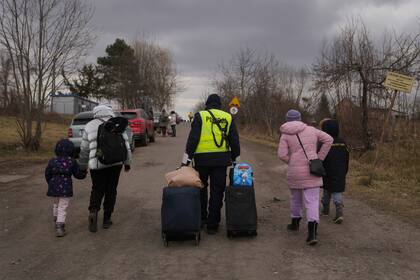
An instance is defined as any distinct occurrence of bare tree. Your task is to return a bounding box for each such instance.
[214,48,309,135]
[313,18,420,150]
[0,49,12,111]
[132,39,180,111]
[0,0,94,150]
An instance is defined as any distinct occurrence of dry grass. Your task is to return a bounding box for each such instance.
[347,143,420,224]
[0,116,69,163]
[241,129,420,224]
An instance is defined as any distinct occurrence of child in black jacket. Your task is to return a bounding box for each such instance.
[320,119,349,224]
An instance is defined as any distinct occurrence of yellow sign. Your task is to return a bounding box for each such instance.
[229,96,240,108]
[384,72,415,93]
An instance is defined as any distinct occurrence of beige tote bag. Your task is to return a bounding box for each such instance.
[164,166,204,188]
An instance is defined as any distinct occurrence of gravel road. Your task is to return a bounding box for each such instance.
[1,124,420,280]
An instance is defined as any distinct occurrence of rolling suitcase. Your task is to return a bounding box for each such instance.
[225,163,258,238]
[161,186,201,246]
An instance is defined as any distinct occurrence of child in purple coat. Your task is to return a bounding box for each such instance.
[45,139,86,237]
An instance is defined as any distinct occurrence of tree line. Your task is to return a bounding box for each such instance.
[63,38,179,111]
[0,0,179,151]
[211,18,420,152]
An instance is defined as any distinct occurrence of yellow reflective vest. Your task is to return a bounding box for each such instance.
[195,109,232,154]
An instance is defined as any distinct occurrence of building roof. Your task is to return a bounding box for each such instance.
[50,92,98,105]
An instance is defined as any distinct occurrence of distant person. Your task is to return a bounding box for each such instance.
[148,108,154,121]
[320,119,349,224]
[182,94,240,234]
[159,109,170,136]
[45,139,86,237]
[278,109,333,245]
[188,111,194,122]
[79,105,132,233]
[170,111,177,137]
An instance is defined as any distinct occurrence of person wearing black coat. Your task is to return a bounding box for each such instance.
[320,119,349,224]
[182,94,240,234]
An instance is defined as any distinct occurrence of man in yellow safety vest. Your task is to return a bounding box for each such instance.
[182,94,240,234]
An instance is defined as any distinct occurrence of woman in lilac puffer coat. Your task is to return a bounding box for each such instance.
[278,110,333,245]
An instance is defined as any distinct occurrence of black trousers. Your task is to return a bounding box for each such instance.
[195,166,227,228]
[89,165,122,219]
[171,125,176,137]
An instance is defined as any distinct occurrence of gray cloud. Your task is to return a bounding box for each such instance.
[89,0,420,116]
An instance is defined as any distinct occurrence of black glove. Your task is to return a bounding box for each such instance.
[124,165,131,171]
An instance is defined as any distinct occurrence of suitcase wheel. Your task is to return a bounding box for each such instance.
[195,232,201,246]
[162,233,169,247]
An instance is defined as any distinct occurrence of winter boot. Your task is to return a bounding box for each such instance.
[306,221,318,246]
[287,217,302,231]
[206,224,219,235]
[103,217,113,229]
[321,203,330,216]
[333,203,344,224]
[55,223,66,237]
[88,210,98,233]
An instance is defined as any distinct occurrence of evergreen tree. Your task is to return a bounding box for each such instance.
[63,64,104,98]
[316,93,332,122]
[97,39,140,108]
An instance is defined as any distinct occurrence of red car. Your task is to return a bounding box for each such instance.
[118,109,155,146]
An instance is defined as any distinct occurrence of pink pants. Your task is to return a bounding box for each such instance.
[290,188,320,222]
[53,198,70,224]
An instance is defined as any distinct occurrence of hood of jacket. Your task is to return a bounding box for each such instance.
[55,139,74,157]
[93,105,115,119]
[321,119,339,138]
[280,121,307,135]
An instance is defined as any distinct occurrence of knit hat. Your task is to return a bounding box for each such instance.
[205,94,222,109]
[286,109,301,122]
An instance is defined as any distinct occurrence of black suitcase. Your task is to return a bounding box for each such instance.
[225,169,258,238]
[161,186,201,246]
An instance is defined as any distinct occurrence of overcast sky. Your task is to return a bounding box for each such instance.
[89,0,420,117]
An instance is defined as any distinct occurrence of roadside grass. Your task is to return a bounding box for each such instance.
[241,129,420,225]
[0,115,69,164]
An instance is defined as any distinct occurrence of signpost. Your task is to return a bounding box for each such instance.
[229,96,240,115]
[383,72,415,93]
[369,71,415,185]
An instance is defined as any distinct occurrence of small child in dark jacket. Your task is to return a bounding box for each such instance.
[320,119,349,224]
[45,139,86,237]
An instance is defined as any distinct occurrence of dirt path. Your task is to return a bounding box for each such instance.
[1,124,420,280]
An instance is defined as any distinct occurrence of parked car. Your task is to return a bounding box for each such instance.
[118,109,155,146]
[114,111,135,152]
[68,111,135,157]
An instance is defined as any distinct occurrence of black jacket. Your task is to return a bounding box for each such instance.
[322,137,349,192]
[185,106,240,167]
[321,119,349,193]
